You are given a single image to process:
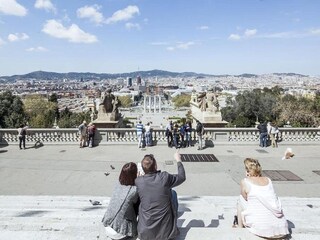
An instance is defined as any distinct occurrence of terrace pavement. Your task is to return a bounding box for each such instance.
[0,142,320,239]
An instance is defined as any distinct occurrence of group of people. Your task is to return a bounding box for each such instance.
[78,120,96,148]
[102,152,186,240]
[165,119,205,150]
[257,121,280,148]
[136,119,205,150]
[136,121,153,148]
[102,154,289,240]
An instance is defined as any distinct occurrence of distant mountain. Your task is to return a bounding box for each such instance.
[0,70,309,81]
[272,73,308,77]
[236,73,258,78]
[1,70,211,81]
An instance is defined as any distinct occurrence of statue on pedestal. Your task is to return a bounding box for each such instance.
[97,88,120,121]
[196,88,219,113]
[190,88,227,127]
[206,88,220,112]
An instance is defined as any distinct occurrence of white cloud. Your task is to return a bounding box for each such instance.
[42,19,98,43]
[77,5,104,25]
[228,34,241,41]
[0,0,27,16]
[310,28,320,35]
[0,37,6,46]
[199,26,209,30]
[176,41,195,50]
[166,41,195,51]
[244,29,257,37]
[106,5,139,24]
[125,22,141,30]
[150,42,169,46]
[34,0,56,13]
[26,46,48,52]
[8,32,29,42]
[229,29,257,40]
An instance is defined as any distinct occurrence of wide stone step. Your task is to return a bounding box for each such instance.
[0,196,319,240]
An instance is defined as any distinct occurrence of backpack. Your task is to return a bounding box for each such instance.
[196,122,204,134]
[20,129,26,136]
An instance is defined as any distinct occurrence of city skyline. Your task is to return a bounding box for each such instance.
[0,0,320,76]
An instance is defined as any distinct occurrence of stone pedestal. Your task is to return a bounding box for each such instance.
[190,101,228,128]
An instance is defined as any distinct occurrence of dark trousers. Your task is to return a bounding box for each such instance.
[259,132,268,147]
[87,133,94,147]
[167,133,173,147]
[19,136,26,149]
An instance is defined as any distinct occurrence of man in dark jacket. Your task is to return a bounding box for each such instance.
[257,121,268,147]
[135,152,186,240]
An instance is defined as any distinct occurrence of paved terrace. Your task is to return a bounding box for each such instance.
[0,143,320,239]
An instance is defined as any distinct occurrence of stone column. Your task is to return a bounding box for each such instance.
[148,95,151,113]
[143,95,146,113]
[153,95,157,113]
[158,95,161,113]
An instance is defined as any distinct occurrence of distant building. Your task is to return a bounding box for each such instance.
[137,76,142,85]
[127,77,132,87]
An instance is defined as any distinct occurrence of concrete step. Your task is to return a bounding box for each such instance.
[0,196,319,240]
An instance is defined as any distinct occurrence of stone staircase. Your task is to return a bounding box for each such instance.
[0,196,319,240]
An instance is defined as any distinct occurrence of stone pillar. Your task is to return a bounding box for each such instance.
[143,95,146,113]
[148,95,151,113]
[158,95,161,113]
[153,95,157,113]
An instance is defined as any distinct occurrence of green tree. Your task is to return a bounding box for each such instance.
[221,88,281,127]
[24,94,58,128]
[48,93,60,119]
[58,108,91,128]
[172,94,191,108]
[276,94,320,127]
[118,95,132,108]
[0,90,26,128]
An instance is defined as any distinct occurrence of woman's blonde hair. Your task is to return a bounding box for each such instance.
[244,158,262,177]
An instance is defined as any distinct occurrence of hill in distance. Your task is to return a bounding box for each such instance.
[0,70,308,81]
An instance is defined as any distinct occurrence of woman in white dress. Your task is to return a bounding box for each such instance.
[237,158,289,238]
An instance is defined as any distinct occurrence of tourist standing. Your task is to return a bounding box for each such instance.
[87,123,96,148]
[144,122,152,147]
[270,123,279,148]
[135,152,186,240]
[267,122,272,145]
[257,122,268,147]
[78,120,87,148]
[195,120,204,150]
[179,123,186,148]
[17,124,28,149]
[172,123,180,149]
[165,120,173,147]
[136,121,144,148]
[185,121,192,147]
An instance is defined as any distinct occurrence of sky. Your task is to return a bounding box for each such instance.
[0,0,320,76]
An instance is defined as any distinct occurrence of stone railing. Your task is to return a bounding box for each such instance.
[0,128,319,145]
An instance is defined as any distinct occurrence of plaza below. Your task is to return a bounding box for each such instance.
[0,143,319,239]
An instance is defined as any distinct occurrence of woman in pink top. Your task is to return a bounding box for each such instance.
[237,158,289,238]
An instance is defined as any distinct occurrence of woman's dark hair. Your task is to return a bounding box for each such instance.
[119,162,137,186]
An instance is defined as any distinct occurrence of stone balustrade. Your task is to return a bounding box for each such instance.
[1,128,319,145]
